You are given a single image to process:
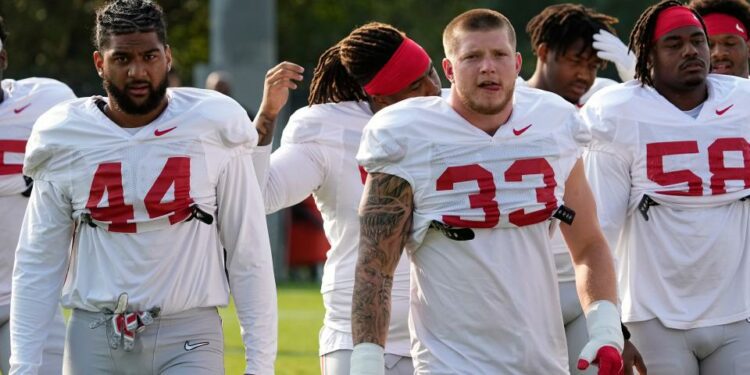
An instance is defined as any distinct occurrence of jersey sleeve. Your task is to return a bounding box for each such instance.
[10,180,72,374]
[356,112,414,186]
[22,106,71,182]
[215,149,277,374]
[580,97,632,250]
[263,142,328,214]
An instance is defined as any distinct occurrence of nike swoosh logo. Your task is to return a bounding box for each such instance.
[512,124,532,136]
[716,104,734,116]
[184,341,209,351]
[14,103,31,114]
[738,24,745,33]
[154,126,177,136]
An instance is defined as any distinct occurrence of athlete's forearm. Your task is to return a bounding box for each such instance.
[253,112,277,146]
[351,172,413,346]
[572,239,618,309]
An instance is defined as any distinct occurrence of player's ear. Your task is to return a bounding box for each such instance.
[515,52,522,74]
[93,51,104,77]
[537,43,549,62]
[165,44,173,71]
[442,57,454,83]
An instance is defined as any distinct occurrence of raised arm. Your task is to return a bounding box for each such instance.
[254,61,304,146]
[350,172,413,374]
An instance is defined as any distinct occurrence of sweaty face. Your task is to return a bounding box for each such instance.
[545,40,602,104]
[95,31,171,115]
[445,28,520,115]
[651,26,710,91]
[708,33,750,77]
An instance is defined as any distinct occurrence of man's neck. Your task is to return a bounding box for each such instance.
[105,99,168,128]
[449,88,513,136]
[526,63,549,92]
[653,81,708,111]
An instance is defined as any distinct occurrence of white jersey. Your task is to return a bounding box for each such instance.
[517,76,617,282]
[0,78,75,307]
[258,101,411,356]
[357,87,589,373]
[11,88,276,374]
[583,74,750,329]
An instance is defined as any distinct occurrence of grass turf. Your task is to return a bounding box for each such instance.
[221,282,324,374]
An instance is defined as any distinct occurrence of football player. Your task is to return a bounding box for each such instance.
[0,13,75,375]
[690,0,750,78]
[351,9,623,375]
[523,4,647,374]
[584,1,750,374]
[253,23,440,375]
[10,1,276,374]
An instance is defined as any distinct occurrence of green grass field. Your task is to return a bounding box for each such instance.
[221,282,324,374]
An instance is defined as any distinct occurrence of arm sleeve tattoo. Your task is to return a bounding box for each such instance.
[351,172,414,346]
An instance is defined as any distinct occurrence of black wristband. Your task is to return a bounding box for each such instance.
[621,322,631,340]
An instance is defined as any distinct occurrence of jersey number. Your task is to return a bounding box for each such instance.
[435,159,557,228]
[0,140,27,176]
[647,138,750,196]
[86,157,193,233]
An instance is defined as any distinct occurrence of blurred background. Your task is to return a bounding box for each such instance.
[1,1,655,373]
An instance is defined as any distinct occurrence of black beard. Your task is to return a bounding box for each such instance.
[103,75,168,115]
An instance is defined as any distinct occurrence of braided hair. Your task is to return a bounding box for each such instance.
[689,0,750,36]
[526,4,618,57]
[93,0,167,50]
[308,22,405,105]
[629,0,707,86]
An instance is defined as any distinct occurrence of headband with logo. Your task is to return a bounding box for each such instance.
[703,13,748,40]
[653,6,703,42]
[363,37,431,96]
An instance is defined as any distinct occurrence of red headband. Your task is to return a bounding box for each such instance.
[653,6,703,42]
[363,37,431,96]
[704,13,748,40]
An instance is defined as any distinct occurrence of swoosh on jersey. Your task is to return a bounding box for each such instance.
[154,126,177,136]
[184,341,209,351]
[716,104,733,116]
[14,103,31,114]
[512,124,532,136]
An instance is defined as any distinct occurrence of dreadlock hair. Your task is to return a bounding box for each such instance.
[93,0,167,50]
[629,0,707,87]
[0,15,7,48]
[689,0,750,36]
[526,4,618,57]
[308,22,405,105]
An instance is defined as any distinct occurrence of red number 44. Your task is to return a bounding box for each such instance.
[86,157,192,233]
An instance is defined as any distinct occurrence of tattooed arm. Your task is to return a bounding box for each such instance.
[352,172,414,347]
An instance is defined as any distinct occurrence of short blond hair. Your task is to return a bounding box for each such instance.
[443,8,516,58]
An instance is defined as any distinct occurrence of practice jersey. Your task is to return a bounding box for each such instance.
[517,76,617,282]
[12,88,276,374]
[583,74,750,329]
[0,78,75,306]
[357,87,589,373]
[259,101,411,356]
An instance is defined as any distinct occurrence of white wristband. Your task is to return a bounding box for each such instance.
[584,300,624,352]
[350,343,385,375]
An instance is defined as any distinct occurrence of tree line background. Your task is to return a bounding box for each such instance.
[1,0,654,101]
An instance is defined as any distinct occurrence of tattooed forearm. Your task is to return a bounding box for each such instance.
[352,172,413,346]
[254,112,277,146]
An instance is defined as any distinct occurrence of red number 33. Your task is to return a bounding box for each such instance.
[86,157,193,233]
[435,158,557,228]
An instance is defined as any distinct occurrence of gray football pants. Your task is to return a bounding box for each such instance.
[559,280,596,375]
[65,307,223,375]
[627,317,750,375]
[0,304,65,375]
[321,349,413,375]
